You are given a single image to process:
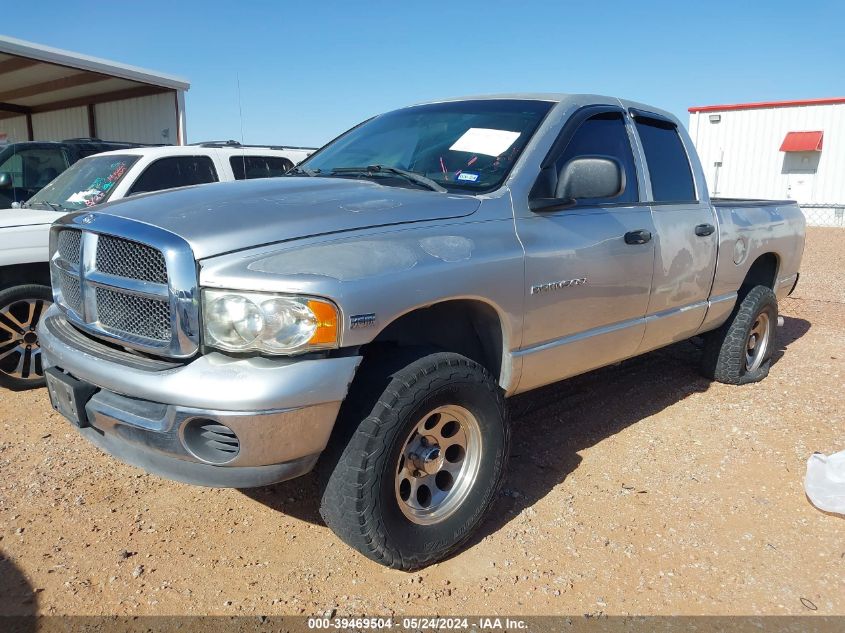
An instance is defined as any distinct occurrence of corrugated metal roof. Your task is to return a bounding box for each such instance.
[0,35,189,91]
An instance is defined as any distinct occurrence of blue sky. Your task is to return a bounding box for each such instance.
[6,1,844,146]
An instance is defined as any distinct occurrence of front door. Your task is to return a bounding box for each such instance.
[0,145,69,207]
[514,108,655,393]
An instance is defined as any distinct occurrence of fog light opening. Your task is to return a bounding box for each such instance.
[181,418,240,465]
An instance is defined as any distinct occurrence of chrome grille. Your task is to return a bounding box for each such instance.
[95,287,171,341]
[56,230,82,265]
[50,216,200,358]
[95,235,168,284]
[56,268,83,314]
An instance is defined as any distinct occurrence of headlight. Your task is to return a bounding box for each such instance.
[202,289,339,354]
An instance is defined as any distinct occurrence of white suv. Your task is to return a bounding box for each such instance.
[0,143,313,389]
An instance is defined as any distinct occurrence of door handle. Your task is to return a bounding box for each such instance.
[695,223,715,237]
[624,229,652,245]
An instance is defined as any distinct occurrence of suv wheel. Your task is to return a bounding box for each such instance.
[0,285,53,390]
[319,351,509,570]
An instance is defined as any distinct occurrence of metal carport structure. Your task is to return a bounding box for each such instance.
[0,36,190,145]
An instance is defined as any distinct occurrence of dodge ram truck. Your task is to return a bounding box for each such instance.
[38,94,805,570]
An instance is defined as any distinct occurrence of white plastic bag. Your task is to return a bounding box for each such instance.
[805,450,845,516]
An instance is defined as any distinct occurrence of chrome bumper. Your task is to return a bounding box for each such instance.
[38,306,362,488]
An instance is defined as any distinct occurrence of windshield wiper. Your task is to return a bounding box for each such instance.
[286,166,321,176]
[330,165,446,192]
[29,200,66,212]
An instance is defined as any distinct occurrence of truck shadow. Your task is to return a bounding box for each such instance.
[469,314,811,550]
[242,316,811,553]
[0,548,38,631]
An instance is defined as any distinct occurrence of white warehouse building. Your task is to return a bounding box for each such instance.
[0,36,189,146]
[688,97,845,227]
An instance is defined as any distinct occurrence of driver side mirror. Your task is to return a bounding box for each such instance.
[529,156,624,212]
[0,172,12,189]
[556,156,624,200]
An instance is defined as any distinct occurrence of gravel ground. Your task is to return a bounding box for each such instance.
[1,227,843,617]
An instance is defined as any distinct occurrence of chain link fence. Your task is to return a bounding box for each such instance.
[802,204,845,228]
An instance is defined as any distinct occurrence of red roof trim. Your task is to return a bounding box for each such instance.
[689,97,845,113]
[780,131,824,152]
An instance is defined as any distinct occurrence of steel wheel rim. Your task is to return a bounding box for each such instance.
[745,311,771,372]
[0,297,51,382]
[394,404,483,525]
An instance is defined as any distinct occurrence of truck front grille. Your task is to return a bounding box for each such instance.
[55,267,83,314]
[50,216,200,358]
[95,235,168,284]
[95,287,172,342]
[56,229,81,265]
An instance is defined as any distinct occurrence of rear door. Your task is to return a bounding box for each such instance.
[126,155,219,195]
[514,106,656,392]
[631,112,718,353]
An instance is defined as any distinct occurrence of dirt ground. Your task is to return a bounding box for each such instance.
[1,228,843,618]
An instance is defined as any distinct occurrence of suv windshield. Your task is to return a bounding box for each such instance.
[27,154,139,210]
[297,99,554,193]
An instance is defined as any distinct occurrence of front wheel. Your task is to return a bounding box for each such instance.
[0,284,53,390]
[701,285,778,385]
[319,352,509,570]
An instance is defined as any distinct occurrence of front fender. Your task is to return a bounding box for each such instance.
[0,221,55,268]
[198,218,526,391]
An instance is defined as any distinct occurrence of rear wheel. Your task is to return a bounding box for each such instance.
[701,285,778,385]
[319,351,509,570]
[0,285,53,390]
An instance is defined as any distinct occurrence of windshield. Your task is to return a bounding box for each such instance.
[27,154,139,210]
[298,99,554,193]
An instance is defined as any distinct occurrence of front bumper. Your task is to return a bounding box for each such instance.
[38,306,361,487]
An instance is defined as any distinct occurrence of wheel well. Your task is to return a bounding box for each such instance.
[360,300,505,382]
[741,253,779,295]
[0,263,51,292]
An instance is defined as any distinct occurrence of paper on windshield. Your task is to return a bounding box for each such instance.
[67,189,100,204]
[449,128,521,157]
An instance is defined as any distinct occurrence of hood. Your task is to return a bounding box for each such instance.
[0,207,64,229]
[95,177,481,259]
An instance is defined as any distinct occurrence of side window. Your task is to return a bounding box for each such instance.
[129,156,218,195]
[0,153,22,186]
[634,118,696,202]
[553,113,639,203]
[229,155,292,180]
[0,149,67,189]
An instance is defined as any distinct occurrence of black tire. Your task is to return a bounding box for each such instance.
[701,285,778,385]
[319,351,509,570]
[0,284,53,390]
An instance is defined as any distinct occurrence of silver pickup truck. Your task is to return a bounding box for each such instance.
[37,94,805,569]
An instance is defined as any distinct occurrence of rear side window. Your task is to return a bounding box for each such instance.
[634,118,696,202]
[229,155,292,180]
[129,156,218,195]
[554,112,639,203]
